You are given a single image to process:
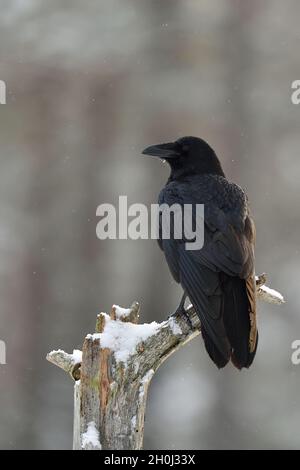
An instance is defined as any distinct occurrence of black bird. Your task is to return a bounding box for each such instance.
[142,136,258,369]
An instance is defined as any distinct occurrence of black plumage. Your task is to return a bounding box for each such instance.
[142,136,258,369]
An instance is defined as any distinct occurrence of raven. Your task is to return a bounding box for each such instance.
[142,136,258,369]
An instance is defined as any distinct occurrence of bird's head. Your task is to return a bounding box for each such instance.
[142,136,225,179]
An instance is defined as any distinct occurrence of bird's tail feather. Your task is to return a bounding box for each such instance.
[201,326,230,368]
[179,250,231,367]
[222,275,258,369]
[179,248,258,369]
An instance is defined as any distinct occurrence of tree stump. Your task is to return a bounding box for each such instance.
[47,274,284,450]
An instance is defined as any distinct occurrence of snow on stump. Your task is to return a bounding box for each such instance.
[46,274,284,450]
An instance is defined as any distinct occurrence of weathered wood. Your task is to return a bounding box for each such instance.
[47,276,284,450]
[73,381,81,450]
[47,349,81,381]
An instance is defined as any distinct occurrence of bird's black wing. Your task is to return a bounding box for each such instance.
[158,174,257,368]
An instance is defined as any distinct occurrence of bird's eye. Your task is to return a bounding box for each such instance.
[182,144,189,153]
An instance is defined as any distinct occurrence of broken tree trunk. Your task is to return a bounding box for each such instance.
[47,274,284,450]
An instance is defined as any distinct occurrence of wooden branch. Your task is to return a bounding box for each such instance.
[46,274,284,450]
[47,349,82,381]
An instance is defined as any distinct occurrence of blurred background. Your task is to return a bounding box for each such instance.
[0,0,299,450]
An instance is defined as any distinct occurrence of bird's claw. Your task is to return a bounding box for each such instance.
[180,308,194,330]
[169,307,194,330]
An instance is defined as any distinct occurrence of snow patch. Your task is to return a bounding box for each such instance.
[48,348,65,357]
[168,317,182,336]
[139,369,154,400]
[72,349,82,364]
[141,369,154,385]
[113,305,132,319]
[48,349,82,365]
[81,422,101,450]
[260,285,284,303]
[88,314,161,365]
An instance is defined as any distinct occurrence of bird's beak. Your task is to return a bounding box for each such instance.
[142,141,179,159]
